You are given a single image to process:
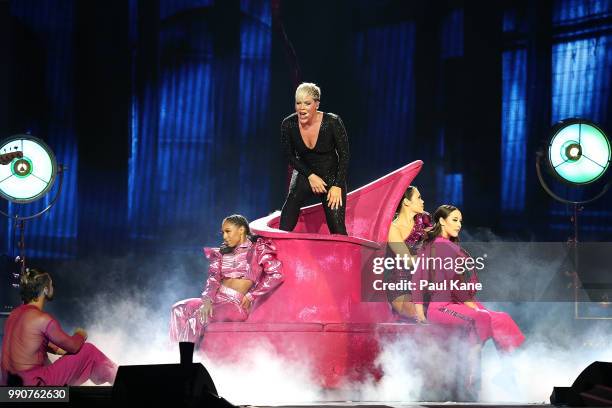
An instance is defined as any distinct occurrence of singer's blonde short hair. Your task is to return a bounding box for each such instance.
[295,82,321,101]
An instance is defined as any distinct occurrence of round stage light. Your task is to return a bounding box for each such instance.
[548,119,611,185]
[0,135,57,203]
[566,144,581,161]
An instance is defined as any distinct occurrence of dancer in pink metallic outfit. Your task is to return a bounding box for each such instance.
[411,205,525,352]
[1,268,117,386]
[170,214,284,343]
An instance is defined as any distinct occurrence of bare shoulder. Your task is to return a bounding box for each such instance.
[388,221,404,240]
[389,220,401,230]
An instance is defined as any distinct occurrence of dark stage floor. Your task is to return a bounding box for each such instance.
[1,386,553,408]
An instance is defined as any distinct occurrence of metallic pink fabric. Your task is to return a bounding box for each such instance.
[404,212,432,249]
[201,238,283,303]
[170,286,248,343]
[171,238,283,342]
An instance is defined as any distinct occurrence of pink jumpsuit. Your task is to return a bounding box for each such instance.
[411,237,525,352]
[1,304,117,386]
[170,238,284,343]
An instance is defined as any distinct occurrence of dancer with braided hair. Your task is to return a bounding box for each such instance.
[170,214,284,343]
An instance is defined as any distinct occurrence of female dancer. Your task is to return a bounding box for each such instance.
[279,82,349,235]
[170,215,284,343]
[411,205,525,352]
[385,186,431,318]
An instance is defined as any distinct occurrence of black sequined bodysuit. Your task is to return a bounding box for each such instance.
[279,112,349,235]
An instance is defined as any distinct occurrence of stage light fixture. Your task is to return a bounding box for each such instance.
[0,135,57,203]
[537,119,611,320]
[0,135,64,310]
[548,119,610,185]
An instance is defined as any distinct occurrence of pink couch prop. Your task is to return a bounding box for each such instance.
[201,160,477,398]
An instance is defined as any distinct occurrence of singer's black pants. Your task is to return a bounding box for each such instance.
[279,170,347,235]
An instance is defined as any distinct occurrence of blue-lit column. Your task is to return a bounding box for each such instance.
[128,0,160,242]
[414,3,441,206]
[462,1,503,228]
[74,0,130,255]
[438,6,466,208]
[210,0,241,218]
[525,0,553,236]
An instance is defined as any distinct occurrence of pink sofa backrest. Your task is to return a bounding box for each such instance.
[266,160,423,243]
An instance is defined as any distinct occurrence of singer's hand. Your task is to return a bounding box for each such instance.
[327,186,343,210]
[308,174,327,194]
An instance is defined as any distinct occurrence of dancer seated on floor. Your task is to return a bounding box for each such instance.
[411,205,525,352]
[170,214,284,343]
[1,267,117,386]
[279,82,350,235]
[385,186,431,320]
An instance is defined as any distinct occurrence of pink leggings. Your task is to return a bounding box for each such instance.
[170,286,248,343]
[18,343,117,386]
[427,302,525,352]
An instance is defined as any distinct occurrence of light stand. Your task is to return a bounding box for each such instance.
[536,119,611,319]
[0,135,64,313]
